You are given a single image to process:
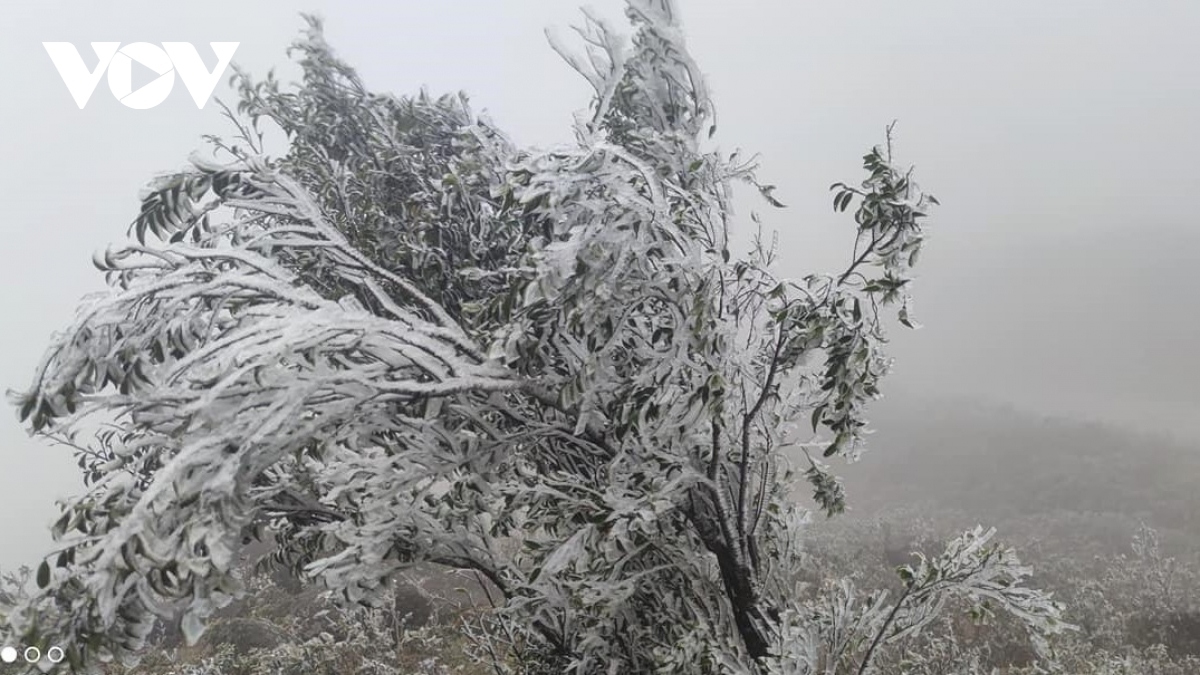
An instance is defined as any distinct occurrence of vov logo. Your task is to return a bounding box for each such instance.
[42,42,239,109]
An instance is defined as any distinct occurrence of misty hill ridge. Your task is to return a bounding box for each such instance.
[814,395,1200,549]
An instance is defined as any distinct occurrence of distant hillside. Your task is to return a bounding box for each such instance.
[879,224,1200,443]
[796,394,1200,555]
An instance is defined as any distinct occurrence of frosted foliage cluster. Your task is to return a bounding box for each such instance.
[2,1,1067,673]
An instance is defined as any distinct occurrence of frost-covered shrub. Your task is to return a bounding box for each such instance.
[98,570,481,675]
[3,2,1068,674]
[790,515,1200,675]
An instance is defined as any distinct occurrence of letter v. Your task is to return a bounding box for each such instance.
[43,42,120,109]
[162,43,240,109]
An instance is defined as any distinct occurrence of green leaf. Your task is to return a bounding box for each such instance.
[51,513,70,539]
[758,184,787,208]
[36,560,50,589]
[18,395,36,422]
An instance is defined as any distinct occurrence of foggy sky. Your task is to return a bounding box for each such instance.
[2,0,1197,571]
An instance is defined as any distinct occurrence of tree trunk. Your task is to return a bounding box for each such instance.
[714,545,777,661]
[687,488,779,664]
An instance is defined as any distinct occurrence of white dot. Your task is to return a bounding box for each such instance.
[47,646,66,664]
[0,646,17,663]
[23,646,41,663]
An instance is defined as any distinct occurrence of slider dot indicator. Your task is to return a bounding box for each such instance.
[0,646,17,663]
[47,647,66,664]
[23,646,41,663]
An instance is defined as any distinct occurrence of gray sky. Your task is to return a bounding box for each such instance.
[2,1,1198,571]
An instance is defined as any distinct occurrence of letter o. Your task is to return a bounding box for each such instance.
[108,42,175,109]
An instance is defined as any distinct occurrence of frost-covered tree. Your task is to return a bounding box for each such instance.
[3,2,1069,673]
